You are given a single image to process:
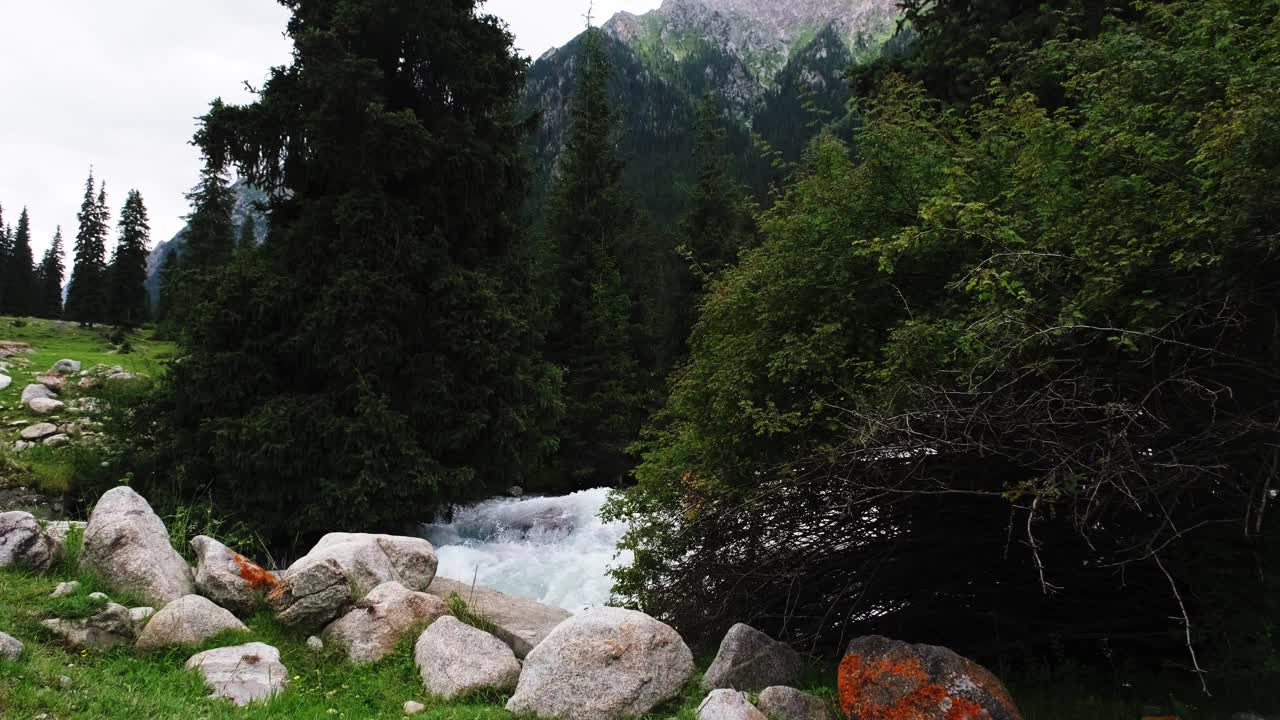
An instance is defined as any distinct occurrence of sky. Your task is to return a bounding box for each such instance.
[0,0,663,258]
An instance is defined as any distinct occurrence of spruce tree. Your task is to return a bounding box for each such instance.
[183,167,235,274]
[0,204,11,313]
[7,208,36,317]
[543,27,644,484]
[36,227,65,319]
[237,218,256,252]
[154,247,181,331]
[108,190,151,327]
[65,173,110,326]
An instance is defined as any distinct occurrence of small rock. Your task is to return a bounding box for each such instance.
[28,397,66,415]
[185,642,289,706]
[81,487,195,606]
[757,686,830,720]
[0,374,11,391]
[404,701,426,715]
[306,635,324,652]
[0,630,23,660]
[129,607,156,630]
[11,440,33,452]
[21,383,55,405]
[192,535,279,617]
[20,423,59,441]
[43,434,71,448]
[42,603,137,650]
[136,595,249,650]
[698,689,767,720]
[50,359,82,375]
[414,616,522,699]
[77,376,100,391]
[87,592,110,604]
[703,623,803,692]
[36,374,66,392]
[51,581,81,598]
[58,675,72,689]
[322,581,448,664]
[0,511,62,571]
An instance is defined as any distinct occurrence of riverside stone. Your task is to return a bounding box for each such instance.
[186,642,289,706]
[0,511,60,571]
[703,623,803,692]
[414,616,522,699]
[699,689,768,720]
[757,686,830,720]
[322,581,448,664]
[426,576,570,658]
[136,595,249,650]
[192,535,278,617]
[81,487,195,606]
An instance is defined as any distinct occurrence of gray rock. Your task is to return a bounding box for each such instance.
[426,576,570,658]
[50,359,82,375]
[81,487,195,606]
[0,630,22,660]
[87,592,110,605]
[50,581,81,598]
[27,397,65,415]
[757,686,830,720]
[306,635,324,652]
[414,616,521,699]
[42,603,137,650]
[506,607,694,720]
[11,440,33,452]
[0,374,11,391]
[37,374,66,392]
[129,607,156,630]
[267,557,351,630]
[136,595,249,650]
[703,623,803,692]
[322,581,448,665]
[404,700,426,715]
[43,434,71,448]
[44,521,86,544]
[699,690,768,720]
[20,423,58,441]
[185,642,289,706]
[192,535,278,617]
[59,674,72,688]
[21,384,55,404]
[0,511,61,571]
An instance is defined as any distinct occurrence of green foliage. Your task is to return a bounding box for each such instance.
[445,592,499,636]
[108,190,151,328]
[65,172,111,326]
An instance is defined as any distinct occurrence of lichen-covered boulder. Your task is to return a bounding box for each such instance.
[0,511,61,571]
[81,487,195,606]
[699,689,768,720]
[837,636,1022,720]
[0,631,23,661]
[192,535,279,617]
[506,607,694,720]
[414,616,522,699]
[270,533,437,631]
[703,623,803,692]
[136,595,249,650]
[757,686,830,720]
[322,581,448,664]
[186,642,289,706]
[42,603,137,650]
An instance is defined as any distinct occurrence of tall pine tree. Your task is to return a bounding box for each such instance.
[237,218,257,252]
[36,227,65,319]
[543,27,644,485]
[0,204,11,313]
[154,247,181,331]
[65,172,110,326]
[183,168,236,274]
[6,208,35,316]
[108,190,150,327]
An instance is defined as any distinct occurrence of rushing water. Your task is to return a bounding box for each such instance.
[419,488,630,611]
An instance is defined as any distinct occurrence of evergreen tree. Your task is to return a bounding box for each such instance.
[36,227,65,319]
[108,190,150,327]
[544,27,644,485]
[182,168,235,274]
[65,172,110,326]
[0,204,11,312]
[154,247,181,330]
[6,208,36,317]
[237,218,257,252]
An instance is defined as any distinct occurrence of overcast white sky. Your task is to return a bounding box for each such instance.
[0,0,662,257]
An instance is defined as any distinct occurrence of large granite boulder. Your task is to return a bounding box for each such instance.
[0,631,22,660]
[136,595,249,650]
[757,686,830,720]
[699,690,768,720]
[42,603,137,650]
[704,623,803,692]
[427,576,570,658]
[80,487,194,606]
[321,581,448,664]
[0,511,61,571]
[186,642,289,706]
[506,607,694,720]
[270,533,437,630]
[838,636,1022,720]
[414,615,522,699]
[192,535,279,617]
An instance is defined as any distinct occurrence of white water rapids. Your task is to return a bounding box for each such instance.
[419,488,631,612]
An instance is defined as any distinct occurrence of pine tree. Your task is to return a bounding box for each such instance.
[543,27,644,484]
[108,190,151,327]
[154,247,181,331]
[36,227,65,319]
[237,218,257,252]
[183,167,235,274]
[7,208,36,316]
[0,204,11,312]
[65,172,110,326]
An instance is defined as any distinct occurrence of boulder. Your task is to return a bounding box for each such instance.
[43,434,71,447]
[185,642,289,706]
[42,603,137,650]
[21,383,54,404]
[192,535,279,617]
[837,636,1022,720]
[322,581,448,664]
[699,690,768,720]
[0,630,22,661]
[427,576,570,658]
[20,422,58,441]
[506,607,694,720]
[37,374,66,392]
[51,581,81,598]
[757,686,830,720]
[50,359,82,375]
[704,623,803,692]
[0,511,61,571]
[28,397,66,415]
[414,616,522,699]
[136,595,249,650]
[80,487,195,606]
[129,607,156,630]
[271,533,438,630]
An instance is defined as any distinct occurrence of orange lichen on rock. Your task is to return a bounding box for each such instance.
[233,553,280,591]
